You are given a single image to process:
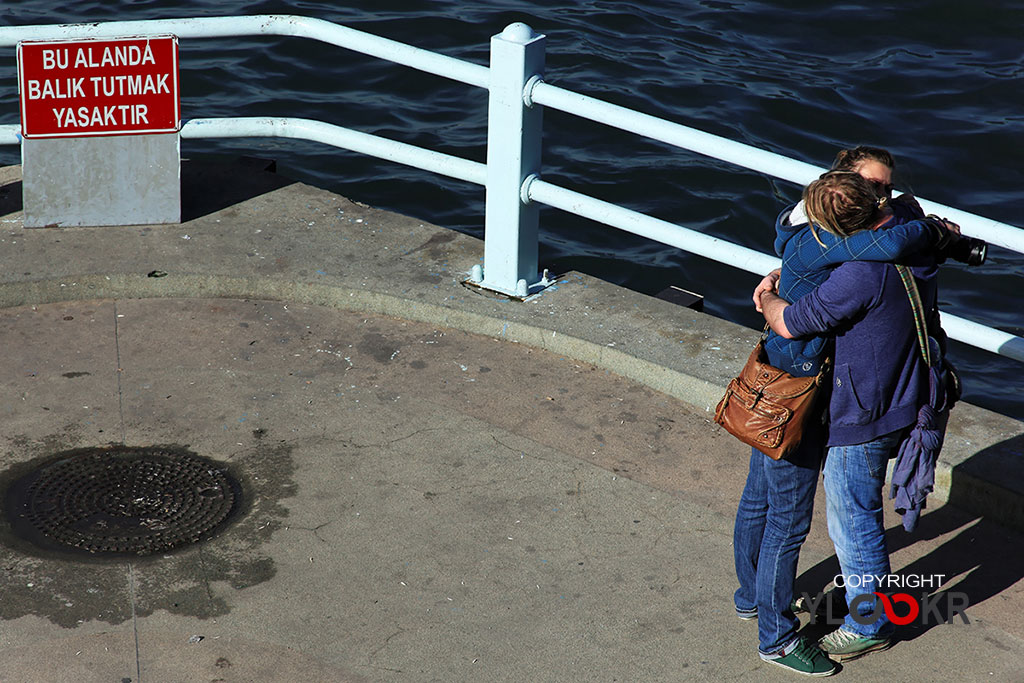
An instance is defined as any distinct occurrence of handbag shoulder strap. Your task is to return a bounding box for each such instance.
[895,264,931,366]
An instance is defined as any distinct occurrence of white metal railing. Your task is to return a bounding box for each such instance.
[181,117,487,185]
[0,16,1022,364]
[0,15,489,88]
[526,79,1024,255]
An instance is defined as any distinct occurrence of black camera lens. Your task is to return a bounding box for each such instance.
[940,235,988,266]
[966,238,987,266]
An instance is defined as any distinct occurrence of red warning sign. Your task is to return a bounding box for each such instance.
[18,35,180,139]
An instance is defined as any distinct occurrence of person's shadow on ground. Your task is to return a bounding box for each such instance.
[795,495,1024,643]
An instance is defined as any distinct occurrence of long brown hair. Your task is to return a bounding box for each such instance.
[803,171,887,246]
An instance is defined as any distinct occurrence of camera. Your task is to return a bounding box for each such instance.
[938,233,988,266]
[927,215,988,266]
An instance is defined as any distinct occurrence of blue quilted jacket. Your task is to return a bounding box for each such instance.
[762,203,939,376]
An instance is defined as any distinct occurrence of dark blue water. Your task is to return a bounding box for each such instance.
[2,1,1022,420]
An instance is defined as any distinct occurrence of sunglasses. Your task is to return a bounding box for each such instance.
[867,179,894,196]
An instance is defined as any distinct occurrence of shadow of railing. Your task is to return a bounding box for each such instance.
[180,156,295,222]
[0,178,22,217]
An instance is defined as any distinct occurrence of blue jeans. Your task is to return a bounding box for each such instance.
[823,430,902,638]
[734,445,822,654]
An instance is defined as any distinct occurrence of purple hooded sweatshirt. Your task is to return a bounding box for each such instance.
[782,260,934,447]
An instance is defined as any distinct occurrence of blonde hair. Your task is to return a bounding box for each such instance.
[803,171,887,247]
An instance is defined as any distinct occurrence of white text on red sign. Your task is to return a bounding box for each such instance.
[18,36,180,139]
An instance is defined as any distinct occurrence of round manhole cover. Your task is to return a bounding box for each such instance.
[4,446,241,556]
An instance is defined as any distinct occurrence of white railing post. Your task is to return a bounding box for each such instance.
[478,22,545,297]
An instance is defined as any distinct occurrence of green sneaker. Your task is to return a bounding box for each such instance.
[819,627,892,662]
[760,637,837,677]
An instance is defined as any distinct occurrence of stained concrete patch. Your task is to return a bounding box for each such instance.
[0,440,296,628]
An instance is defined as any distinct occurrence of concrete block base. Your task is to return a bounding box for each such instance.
[22,133,179,227]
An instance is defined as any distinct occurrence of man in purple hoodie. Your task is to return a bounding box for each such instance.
[757,231,941,662]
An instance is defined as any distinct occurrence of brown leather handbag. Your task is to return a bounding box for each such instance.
[714,329,830,460]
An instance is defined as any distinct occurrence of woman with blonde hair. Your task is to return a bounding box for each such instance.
[804,171,889,243]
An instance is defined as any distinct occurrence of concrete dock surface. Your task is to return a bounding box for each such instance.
[0,160,1022,682]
